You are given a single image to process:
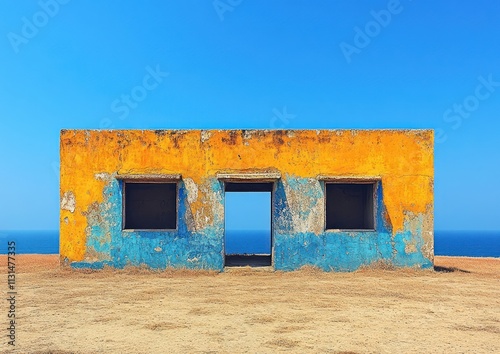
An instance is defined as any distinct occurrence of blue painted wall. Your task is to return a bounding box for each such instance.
[73,179,225,270]
[273,178,432,271]
[73,176,432,271]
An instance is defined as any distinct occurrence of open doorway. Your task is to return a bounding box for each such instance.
[224,182,272,267]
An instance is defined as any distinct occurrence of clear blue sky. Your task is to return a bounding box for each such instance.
[0,1,499,231]
[226,192,271,231]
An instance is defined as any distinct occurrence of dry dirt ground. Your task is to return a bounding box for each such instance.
[0,255,498,353]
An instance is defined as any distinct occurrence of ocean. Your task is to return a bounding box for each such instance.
[0,230,499,257]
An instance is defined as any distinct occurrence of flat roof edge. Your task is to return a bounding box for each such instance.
[60,128,435,133]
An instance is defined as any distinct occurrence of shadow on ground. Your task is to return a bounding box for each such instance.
[434,266,471,273]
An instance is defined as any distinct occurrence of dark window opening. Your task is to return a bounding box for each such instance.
[326,183,375,230]
[124,182,177,230]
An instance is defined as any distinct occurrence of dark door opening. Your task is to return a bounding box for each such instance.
[224,182,272,267]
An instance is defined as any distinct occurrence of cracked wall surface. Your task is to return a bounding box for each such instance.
[60,129,434,271]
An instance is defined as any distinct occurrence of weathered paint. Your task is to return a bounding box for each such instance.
[60,129,434,271]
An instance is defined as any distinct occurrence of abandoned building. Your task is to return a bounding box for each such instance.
[60,129,434,271]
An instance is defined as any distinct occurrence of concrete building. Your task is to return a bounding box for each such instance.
[60,129,434,271]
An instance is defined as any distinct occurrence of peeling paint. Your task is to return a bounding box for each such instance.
[184,178,199,204]
[60,129,434,271]
[60,191,76,213]
[95,172,112,181]
[282,176,324,234]
[201,130,211,143]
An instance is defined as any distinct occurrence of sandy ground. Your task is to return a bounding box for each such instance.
[0,255,498,353]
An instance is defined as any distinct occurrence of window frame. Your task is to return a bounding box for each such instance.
[323,180,378,232]
[121,179,179,232]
